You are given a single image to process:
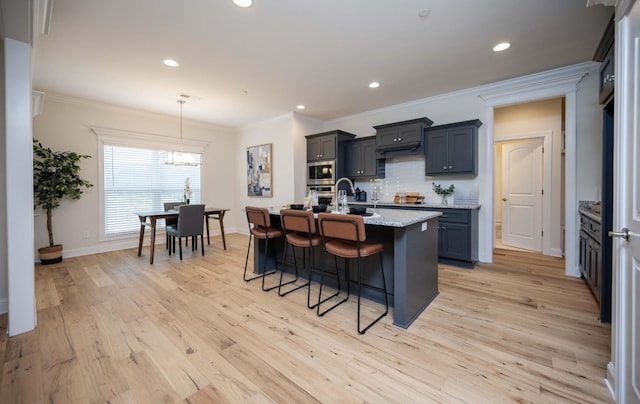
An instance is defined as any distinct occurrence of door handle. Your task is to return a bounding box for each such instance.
[608,228,630,242]
[502,197,507,202]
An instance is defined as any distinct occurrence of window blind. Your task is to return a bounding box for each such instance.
[103,144,202,237]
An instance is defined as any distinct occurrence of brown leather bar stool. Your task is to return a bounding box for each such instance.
[244,206,285,291]
[279,209,323,301]
[317,212,389,334]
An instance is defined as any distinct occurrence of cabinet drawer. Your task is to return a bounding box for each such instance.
[589,220,602,241]
[580,215,590,232]
[432,209,470,224]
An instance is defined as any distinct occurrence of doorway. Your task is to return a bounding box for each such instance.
[496,138,544,252]
[492,104,557,258]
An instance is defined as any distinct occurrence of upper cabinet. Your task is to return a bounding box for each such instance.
[425,119,482,176]
[345,136,385,179]
[374,117,433,156]
[594,18,615,105]
[306,130,356,162]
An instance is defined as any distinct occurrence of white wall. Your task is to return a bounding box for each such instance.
[32,94,237,257]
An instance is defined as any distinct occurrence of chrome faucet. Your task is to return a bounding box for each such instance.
[334,177,356,212]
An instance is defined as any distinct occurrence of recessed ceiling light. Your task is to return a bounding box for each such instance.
[296,105,305,110]
[369,82,380,89]
[493,42,511,52]
[163,59,179,67]
[233,0,252,7]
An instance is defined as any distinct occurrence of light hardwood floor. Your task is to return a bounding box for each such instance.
[0,234,612,403]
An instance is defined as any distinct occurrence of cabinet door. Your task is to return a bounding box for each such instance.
[376,127,398,148]
[396,123,422,144]
[589,237,601,301]
[579,230,588,278]
[447,127,475,174]
[360,139,378,176]
[344,142,360,177]
[307,135,336,161]
[425,131,448,175]
[440,222,471,261]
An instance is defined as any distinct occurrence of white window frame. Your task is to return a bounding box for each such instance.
[92,126,208,241]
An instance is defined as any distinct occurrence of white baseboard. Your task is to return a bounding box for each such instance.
[34,228,242,262]
[0,298,8,315]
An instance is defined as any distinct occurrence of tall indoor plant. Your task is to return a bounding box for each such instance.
[33,139,93,264]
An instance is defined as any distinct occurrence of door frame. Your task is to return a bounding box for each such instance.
[479,64,590,276]
[495,132,552,255]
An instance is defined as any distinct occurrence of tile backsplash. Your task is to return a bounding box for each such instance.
[352,155,479,204]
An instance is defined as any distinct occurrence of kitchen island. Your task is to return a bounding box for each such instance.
[256,208,441,329]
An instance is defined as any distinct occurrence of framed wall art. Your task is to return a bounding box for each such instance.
[247,143,272,197]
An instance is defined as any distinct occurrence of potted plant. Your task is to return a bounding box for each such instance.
[33,139,93,264]
[432,182,455,206]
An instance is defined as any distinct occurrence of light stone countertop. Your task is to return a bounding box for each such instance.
[579,207,601,223]
[350,201,481,210]
[270,207,441,228]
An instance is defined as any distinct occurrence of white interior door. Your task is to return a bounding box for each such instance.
[612,2,640,402]
[501,139,543,251]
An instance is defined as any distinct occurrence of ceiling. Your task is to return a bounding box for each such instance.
[30,0,614,128]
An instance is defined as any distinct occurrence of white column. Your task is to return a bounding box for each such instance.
[4,38,36,336]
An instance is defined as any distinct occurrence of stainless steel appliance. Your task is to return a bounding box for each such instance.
[306,185,334,206]
[307,160,335,185]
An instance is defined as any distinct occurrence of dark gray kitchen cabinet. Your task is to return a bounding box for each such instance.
[425,119,481,176]
[345,136,384,179]
[579,211,602,303]
[374,117,433,155]
[306,130,356,162]
[425,207,478,267]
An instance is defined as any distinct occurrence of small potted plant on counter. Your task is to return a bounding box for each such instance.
[433,182,455,206]
[33,139,93,264]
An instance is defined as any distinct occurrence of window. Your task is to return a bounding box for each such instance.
[93,127,206,239]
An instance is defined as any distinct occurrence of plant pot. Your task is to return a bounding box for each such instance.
[38,244,63,265]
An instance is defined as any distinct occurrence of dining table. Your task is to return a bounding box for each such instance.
[134,207,229,264]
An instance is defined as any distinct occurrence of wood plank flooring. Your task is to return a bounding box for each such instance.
[0,234,612,403]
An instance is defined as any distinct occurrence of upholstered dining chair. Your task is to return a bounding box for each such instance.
[164,201,182,249]
[317,212,389,334]
[166,204,205,260]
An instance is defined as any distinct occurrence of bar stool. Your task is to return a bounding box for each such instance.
[244,206,285,291]
[279,209,322,301]
[317,212,389,334]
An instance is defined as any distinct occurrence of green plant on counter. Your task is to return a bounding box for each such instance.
[432,182,455,196]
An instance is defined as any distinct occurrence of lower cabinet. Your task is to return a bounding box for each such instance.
[425,207,478,267]
[579,212,602,302]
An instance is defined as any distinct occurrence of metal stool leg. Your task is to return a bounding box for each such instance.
[316,254,350,316]
[357,252,389,334]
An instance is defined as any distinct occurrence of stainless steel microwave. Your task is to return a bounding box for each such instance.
[307,160,335,185]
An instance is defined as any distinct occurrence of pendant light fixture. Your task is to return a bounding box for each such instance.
[166,99,200,166]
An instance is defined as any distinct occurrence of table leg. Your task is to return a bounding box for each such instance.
[219,211,227,250]
[137,220,146,256]
[149,217,157,264]
[205,215,211,245]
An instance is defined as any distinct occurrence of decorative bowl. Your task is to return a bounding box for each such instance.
[290,204,304,210]
[312,204,327,213]
[349,206,367,215]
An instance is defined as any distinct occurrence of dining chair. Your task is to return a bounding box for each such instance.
[166,204,205,260]
[164,201,182,249]
[317,212,389,334]
[244,206,285,291]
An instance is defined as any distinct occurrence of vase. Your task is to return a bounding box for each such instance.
[441,195,449,205]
